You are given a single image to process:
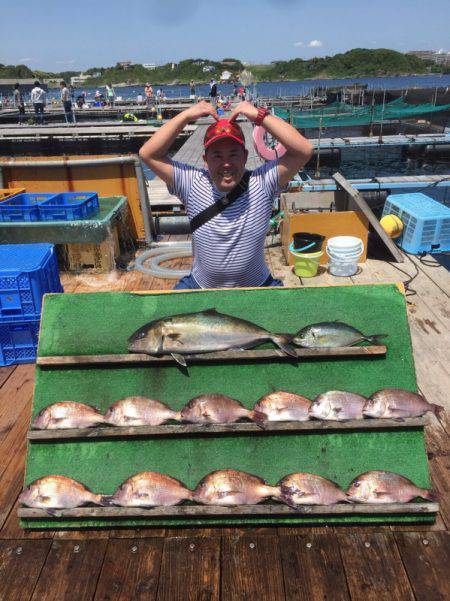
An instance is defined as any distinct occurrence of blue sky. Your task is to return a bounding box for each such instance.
[2,0,449,71]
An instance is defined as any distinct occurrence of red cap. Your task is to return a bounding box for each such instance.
[204,119,245,149]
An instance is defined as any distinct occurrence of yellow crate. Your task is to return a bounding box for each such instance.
[0,187,25,201]
[62,227,120,273]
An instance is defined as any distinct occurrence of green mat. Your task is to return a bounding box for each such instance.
[23,284,433,528]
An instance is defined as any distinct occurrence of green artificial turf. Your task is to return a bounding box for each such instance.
[22,284,435,528]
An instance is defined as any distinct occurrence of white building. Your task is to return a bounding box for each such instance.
[143,63,157,70]
[202,65,215,73]
[70,73,91,85]
[118,61,133,69]
[220,70,232,81]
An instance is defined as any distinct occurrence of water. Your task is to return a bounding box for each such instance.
[44,74,450,102]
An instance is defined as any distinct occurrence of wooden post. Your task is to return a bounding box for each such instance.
[378,89,386,143]
[332,172,404,263]
[315,113,323,178]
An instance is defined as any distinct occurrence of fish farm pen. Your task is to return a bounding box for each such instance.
[0,88,449,601]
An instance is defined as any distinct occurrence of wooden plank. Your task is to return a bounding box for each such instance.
[338,532,415,601]
[395,532,450,601]
[30,539,107,601]
[221,535,285,601]
[332,171,404,262]
[0,366,15,387]
[157,536,220,601]
[18,502,439,520]
[0,540,52,601]
[36,345,387,366]
[279,533,350,600]
[94,538,163,601]
[27,416,427,441]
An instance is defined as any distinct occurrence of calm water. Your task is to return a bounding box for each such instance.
[46,74,450,102]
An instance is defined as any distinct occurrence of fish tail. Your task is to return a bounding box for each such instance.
[171,411,182,422]
[421,489,438,502]
[99,495,115,506]
[430,403,444,417]
[365,334,388,345]
[273,335,298,358]
[249,410,268,428]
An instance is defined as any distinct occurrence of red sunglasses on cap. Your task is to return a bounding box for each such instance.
[204,119,245,149]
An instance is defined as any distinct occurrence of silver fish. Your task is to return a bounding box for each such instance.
[19,475,102,509]
[105,472,193,507]
[279,472,348,506]
[251,391,311,425]
[293,322,387,348]
[363,388,444,419]
[104,397,181,426]
[309,391,367,421]
[193,469,280,506]
[128,309,296,366]
[346,471,436,503]
[32,401,107,430]
[181,394,251,424]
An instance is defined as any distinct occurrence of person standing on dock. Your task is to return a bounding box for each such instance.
[106,83,115,107]
[30,81,46,125]
[60,81,74,124]
[145,83,153,107]
[209,79,218,106]
[189,80,196,99]
[139,100,313,289]
[13,83,25,124]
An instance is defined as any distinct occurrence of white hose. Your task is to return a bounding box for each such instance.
[133,243,192,279]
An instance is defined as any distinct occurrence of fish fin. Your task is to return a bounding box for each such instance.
[203,308,219,315]
[167,332,182,342]
[171,353,187,367]
[99,495,114,506]
[364,334,388,345]
[430,403,444,417]
[250,410,268,428]
[374,491,391,498]
[273,335,298,359]
[344,494,355,504]
[421,489,438,502]
[334,407,342,414]
[46,508,57,517]
[217,490,239,499]
[281,496,300,509]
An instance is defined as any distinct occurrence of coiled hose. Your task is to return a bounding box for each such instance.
[132,243,192,279]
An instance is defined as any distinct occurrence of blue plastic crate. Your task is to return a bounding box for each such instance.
[0,193,56,222]
[38,192,99,221]
[0,244,63,321]
[382,193,450,254]
[0,318,40,365]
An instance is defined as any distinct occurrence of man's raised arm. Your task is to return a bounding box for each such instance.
[139,101,219,188]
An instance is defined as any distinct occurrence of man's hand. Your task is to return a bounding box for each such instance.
[229,101,259,123]
[184,100,219,122]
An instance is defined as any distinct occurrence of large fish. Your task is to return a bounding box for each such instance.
[19,475,102,509]
[293,322,387,348]
[127,309,296,366]
[32,401,107,430]
[251,392,311,425]
[363,388,443,419]
[181,394,251,424]
[346,471,436,503]
[104,472,193,507]
[309,391,367,421]
[104,397,181,426]
[193,469,280,506]
[279,473,348,506]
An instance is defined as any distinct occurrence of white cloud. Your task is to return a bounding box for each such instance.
[294,41,304,47]
[308,40,323,48]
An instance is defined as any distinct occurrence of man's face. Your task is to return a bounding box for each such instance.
[204,138,248,192]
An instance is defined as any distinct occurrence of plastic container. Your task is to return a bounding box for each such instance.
[0,193,56,222]
[290,249,324,277]
[292,232,325,253]
[382,193,450,254]
[38,192,99,221]
[0,188,25,202]
[0,318,40,365]
[0,243,63,321]
[327,236,364,277]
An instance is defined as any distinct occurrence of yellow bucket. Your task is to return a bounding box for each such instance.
[380,214,404,239]
[290,249,324,278]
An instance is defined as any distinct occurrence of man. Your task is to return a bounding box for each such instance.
[105,83,115,107]
[30,80,46,124]
[144,83,153,107]
[139,100,313,289]
[13,83,25,124]
[60,81,74,123]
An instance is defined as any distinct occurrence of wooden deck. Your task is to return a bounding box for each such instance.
[0,242,449,600]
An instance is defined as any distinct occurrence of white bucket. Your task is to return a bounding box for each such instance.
[326,236,364,277]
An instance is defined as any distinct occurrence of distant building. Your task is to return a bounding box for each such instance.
[70,73,91,85]
[220,70,232,81]
[407,50,450,65]
[202,65,215,73]
[222,59,239,66]
[143,63,157,70]
[118,61,134,69]
[171,63,177,70]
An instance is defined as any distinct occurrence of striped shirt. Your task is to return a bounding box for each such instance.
[169,159,280,288]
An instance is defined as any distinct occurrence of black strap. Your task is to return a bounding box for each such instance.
[190,171,251,233]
